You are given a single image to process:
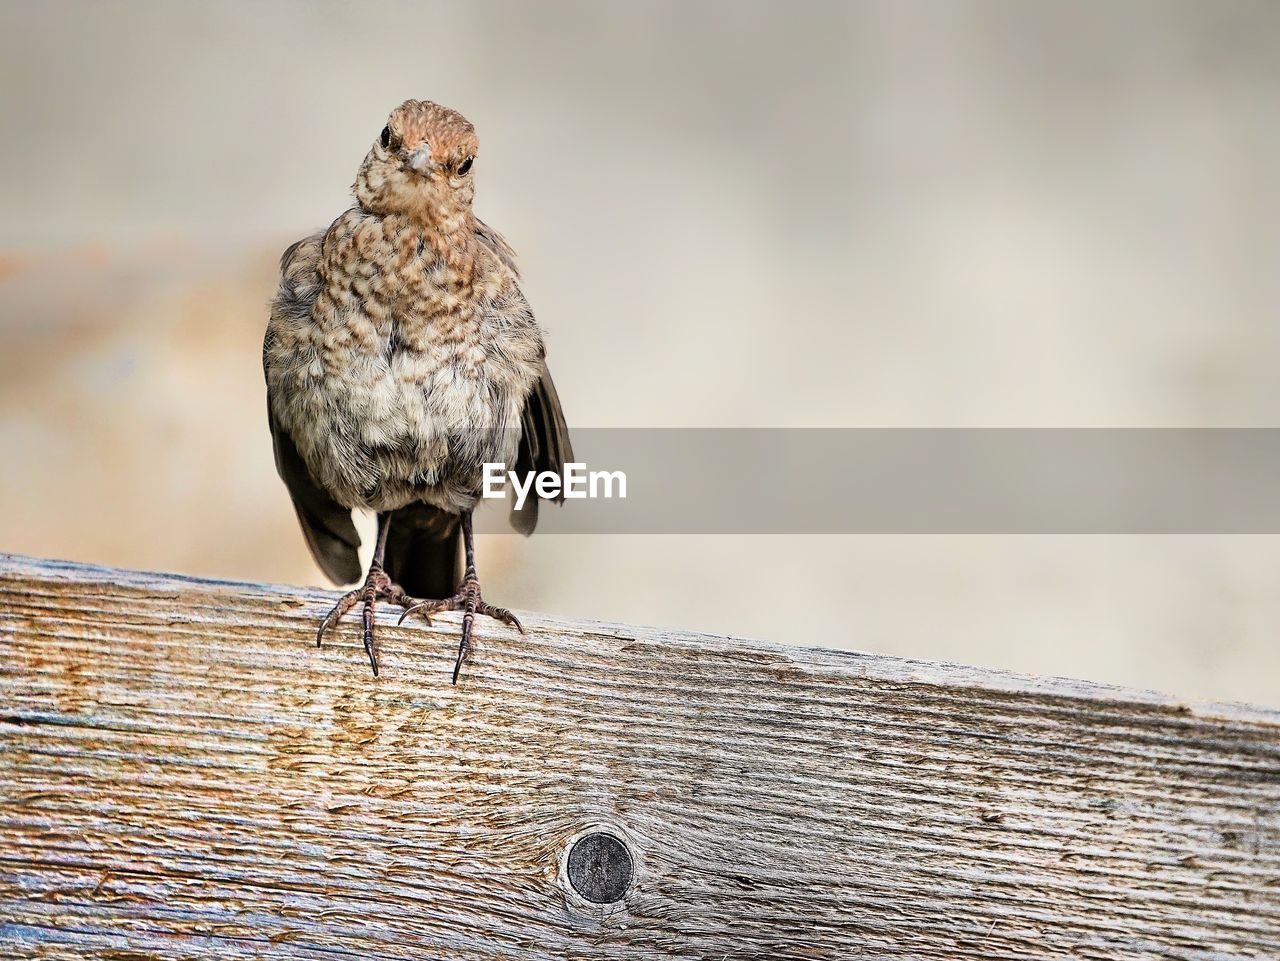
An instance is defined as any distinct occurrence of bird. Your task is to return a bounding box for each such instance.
[263,99,572,682]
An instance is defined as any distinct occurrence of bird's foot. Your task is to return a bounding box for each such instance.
[398,573,524,684]
[315,565,417,676]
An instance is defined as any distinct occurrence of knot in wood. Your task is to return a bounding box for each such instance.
[566,832,632,903]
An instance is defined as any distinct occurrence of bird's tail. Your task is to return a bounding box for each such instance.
[384,504,461,599]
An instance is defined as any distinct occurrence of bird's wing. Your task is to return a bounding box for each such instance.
[264,234,362,585]
[473,217,520,276]
[510,366,575,535]
[267,407,363,584]
[472,218,574,535]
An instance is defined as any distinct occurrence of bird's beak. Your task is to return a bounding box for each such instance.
[408,145,440,177]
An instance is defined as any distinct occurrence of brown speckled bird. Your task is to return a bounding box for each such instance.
[263,99,572,682]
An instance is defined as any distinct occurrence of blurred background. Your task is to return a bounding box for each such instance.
[2,0,1278,705]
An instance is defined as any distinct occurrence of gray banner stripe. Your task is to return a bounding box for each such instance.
[473,429,1280,534]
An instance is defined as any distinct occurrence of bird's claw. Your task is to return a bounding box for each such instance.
[396,575,523,684]
[316,566,416,676]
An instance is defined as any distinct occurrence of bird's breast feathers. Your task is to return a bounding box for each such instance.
[265,212,544,512]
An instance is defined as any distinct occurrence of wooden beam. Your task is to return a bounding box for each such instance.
[1,553,1278,959]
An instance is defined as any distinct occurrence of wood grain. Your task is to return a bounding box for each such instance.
[1,553,1278,959]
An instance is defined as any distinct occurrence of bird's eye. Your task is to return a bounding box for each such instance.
[457,156,474,176]
[380,126,391,149]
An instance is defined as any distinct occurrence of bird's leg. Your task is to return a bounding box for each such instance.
[398,510,524,684]
[315,512,416,676]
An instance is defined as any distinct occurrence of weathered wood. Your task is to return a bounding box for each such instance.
[1,553,1278,960]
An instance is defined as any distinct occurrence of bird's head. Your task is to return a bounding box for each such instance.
[354,100,480,224]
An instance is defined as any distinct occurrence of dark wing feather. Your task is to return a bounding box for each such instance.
[472,218,574,535]
[510,364,575,535]
[267,404,362,585]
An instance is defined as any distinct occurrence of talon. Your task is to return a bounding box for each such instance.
[452,613,474,685]
[480,605,522,634]
[311,513,523,683]
[397,602,436,626]
[389,575,523,683]
[316,594,359,648]
[314,563,420,675]
[362,600,378,676]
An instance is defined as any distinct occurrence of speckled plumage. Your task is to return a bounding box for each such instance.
[262,100,572,677]
[266,213,543,516]
[266,101,549,518]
